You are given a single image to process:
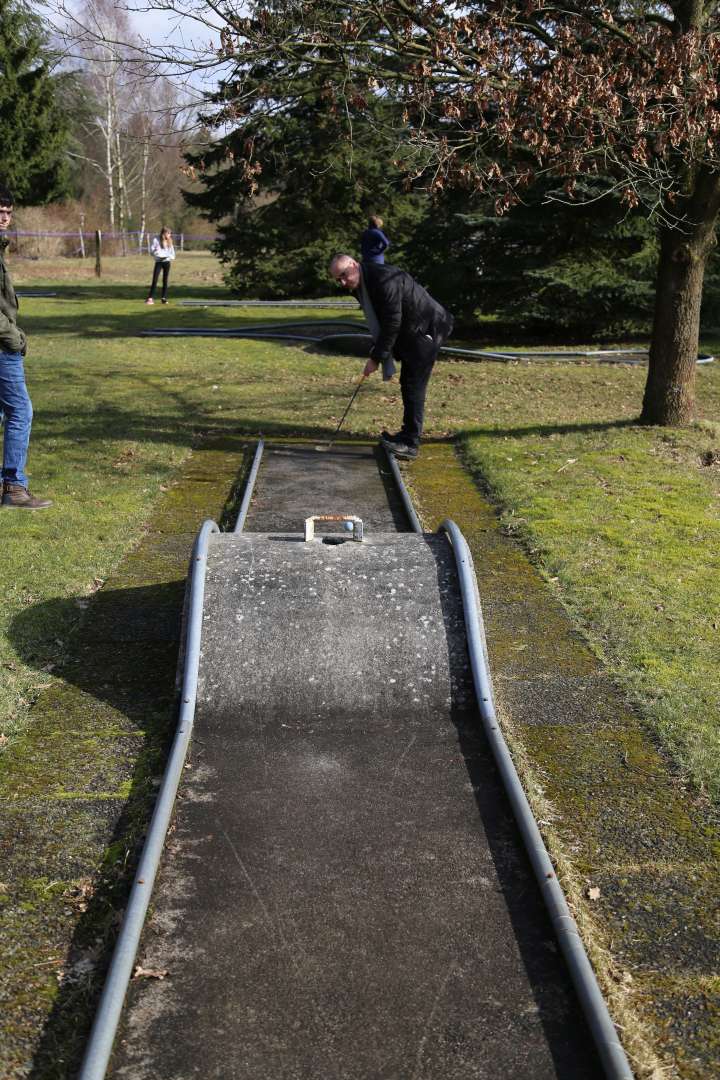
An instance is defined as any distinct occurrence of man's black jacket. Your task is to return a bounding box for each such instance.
[356,261,453,364]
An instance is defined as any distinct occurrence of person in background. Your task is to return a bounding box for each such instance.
[145,226,175,305]
[360,215,390,265]
[0,184,51,509]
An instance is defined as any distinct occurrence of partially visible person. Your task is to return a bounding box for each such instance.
[0,185,51,510]
[145,226,175,305]
[329,254,453,460]
[360,215,390,265]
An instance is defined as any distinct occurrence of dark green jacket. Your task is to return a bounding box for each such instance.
[0,236,26,355]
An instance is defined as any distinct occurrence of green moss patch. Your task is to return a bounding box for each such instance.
[408,441,720,1079]
[0,440,253,1079]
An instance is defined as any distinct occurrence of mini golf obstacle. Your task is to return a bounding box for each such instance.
[178,298,357,308]
[81,442,633,1080]
[138,323,714,366]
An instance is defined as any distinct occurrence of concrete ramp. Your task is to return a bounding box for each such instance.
[110,525,600,1079]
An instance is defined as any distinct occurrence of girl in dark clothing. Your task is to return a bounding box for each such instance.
[360,215,390,264]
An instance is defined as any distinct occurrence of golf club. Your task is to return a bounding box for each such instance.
[315,372,368,452]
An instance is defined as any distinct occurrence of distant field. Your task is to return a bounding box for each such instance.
[12,250,226,287]
[2,251,720,802]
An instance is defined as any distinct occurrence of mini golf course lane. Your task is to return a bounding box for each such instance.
[109,444,601,1079]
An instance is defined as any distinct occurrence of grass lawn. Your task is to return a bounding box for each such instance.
[3,251,720,806]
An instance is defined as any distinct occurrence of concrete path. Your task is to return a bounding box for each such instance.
[110,444,601,1079]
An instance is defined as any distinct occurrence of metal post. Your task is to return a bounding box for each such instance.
[94,230,102,277]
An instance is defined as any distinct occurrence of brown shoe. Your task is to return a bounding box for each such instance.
[1,482,52,509]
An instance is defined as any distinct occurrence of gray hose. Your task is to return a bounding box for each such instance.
[440,518,633,1080]
[77,519,220,1080]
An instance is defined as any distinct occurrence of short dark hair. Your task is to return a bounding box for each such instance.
[0,183,14,209]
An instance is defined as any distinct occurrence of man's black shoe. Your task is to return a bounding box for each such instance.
[386,441,418,460]
[380,430,405,446]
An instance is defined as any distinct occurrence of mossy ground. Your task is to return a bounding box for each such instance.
[0,440,253,1078]
[406,443,720,1080]
[2,253,719,1075]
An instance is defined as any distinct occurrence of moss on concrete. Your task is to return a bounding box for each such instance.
[407,440,720,1080]
[0,439,256,1079]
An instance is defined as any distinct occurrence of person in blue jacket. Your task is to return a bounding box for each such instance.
[360,215,390,264]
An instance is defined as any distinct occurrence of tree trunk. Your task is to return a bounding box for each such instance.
[115,125,128,256]
[641,170,720,425]
[105,77,115,231]
[139,132,150,252]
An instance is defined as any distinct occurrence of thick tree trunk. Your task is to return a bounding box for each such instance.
[641,171,720,425]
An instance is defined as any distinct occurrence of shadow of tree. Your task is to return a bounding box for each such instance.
[458,418,638,442]
[4,442,254,1079]
[9,580,188,1079]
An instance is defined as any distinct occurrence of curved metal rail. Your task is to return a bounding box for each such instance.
[79,437,270,1078]
[79,440,633,1080]
[440,519,633,1080]
[78,519,220,1080]
[382,445,423,534]
[383,457,633,1078]
[233,439,264,534]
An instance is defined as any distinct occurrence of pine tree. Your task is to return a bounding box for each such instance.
[404,180,659,339]
[0,0,73,204]
[185,74,424,297]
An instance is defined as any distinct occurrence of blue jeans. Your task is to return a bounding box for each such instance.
[0,350,33,488]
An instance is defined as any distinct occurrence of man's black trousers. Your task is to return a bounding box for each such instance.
[397,336,438,447]
[395,316,453,446]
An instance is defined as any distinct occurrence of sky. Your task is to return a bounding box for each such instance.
[57,1,225,91]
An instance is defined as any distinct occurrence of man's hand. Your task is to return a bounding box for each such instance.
[363,357,380,377]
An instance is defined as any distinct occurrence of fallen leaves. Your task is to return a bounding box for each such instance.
[63,878,95,913]
[112,446,137,469]
[133,965,169,980]
[587,885,601,901]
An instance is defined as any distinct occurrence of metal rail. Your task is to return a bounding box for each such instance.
[139,324,715,366]
[79,438,268,1078]
[233,439,264,533]
[78,440,632,1079]
[78,519,220,1080]
[382,446,423,534]
[177,299,356,308]
[440,518,634,1080]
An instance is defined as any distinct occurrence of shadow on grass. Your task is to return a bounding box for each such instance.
[18,282,231,304]
[459,417,639,442]
[10,581,187,1079]
[8,455,250,1079]
[22,316,364,345]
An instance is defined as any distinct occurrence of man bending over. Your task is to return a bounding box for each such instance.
[329,254,453,460]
